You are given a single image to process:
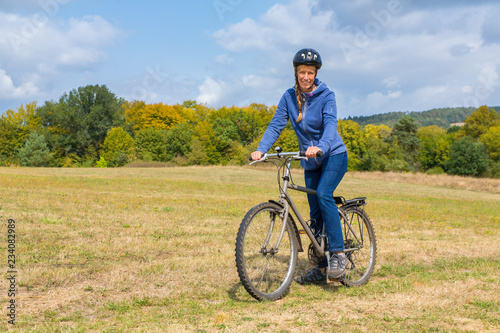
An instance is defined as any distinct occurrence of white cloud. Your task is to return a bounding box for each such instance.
[462,64,499,107]
[0,11,121,105]
[242,74,281,89]
[213,0,335,52]
[209,0,500,115]
[366,90,402,110]
[0,69,40,99]
[196,77,225,105]
[196,72,286,108]
[462,85,474,94]
[383,76,399,89]
[214,54,234,65]
[412,85,449,104]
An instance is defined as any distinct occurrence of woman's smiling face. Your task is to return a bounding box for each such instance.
[296,65,317,92]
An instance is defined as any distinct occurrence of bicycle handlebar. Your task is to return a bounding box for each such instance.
[249,150,323,163]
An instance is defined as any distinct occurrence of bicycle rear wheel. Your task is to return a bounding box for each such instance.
[235,202,298,301]
[339,206,377,286]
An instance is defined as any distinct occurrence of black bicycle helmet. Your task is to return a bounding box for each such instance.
[293,48,322,69]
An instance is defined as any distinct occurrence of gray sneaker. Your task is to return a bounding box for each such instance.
[328,252,347,280]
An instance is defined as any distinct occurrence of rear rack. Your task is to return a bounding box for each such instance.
[334,196,367,207]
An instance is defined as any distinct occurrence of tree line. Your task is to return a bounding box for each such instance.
[347,106,484,128]
[1,84,499,178]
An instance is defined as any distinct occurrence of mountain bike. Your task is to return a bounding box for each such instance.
[235,148,377,301]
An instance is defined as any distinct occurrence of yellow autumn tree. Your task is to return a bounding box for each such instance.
[463,105,500,139]
[338,119,366,170]
[101,127,135,167]
[480,125,500,161]
[124,101,194,131]
[123,100,146,130]
[361,124,392,171]
[364,124,391,139]
[0,102,41,163]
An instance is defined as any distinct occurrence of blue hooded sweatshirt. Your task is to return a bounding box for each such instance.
[257,78,347,170]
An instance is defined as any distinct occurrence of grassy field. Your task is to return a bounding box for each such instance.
[0,166,499,332]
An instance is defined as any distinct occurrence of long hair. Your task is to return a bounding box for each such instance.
[295,80,304,123]
[294,66,317,123]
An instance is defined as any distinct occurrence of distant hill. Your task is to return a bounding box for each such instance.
[346,106,500,128]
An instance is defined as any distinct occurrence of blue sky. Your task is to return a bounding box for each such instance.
[1,0,499,118]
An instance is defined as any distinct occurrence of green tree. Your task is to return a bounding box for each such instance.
[385,143,409,172]
[101,127,135,167]
[194,121,222,164]
[359,148,390,171]
[359,124,391,171]
[274,127,299,152]
[479,125,500,162]
[18,132,51,167]
[37,85,125,165]
[185,138,209,165]
[417,125,450,171]
[389,115,421,170]
[96,156,107,168]
[212,118,240,144]
[135,127,166,161]
[164,123,193,161]
[182,100,213,123]
[208,118,240,163]
[462,105,500,139]
[224,105,272,145]
[338,120,366,171]
[444,137,490,177]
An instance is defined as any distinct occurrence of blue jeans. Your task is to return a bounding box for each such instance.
[304,152,348,259]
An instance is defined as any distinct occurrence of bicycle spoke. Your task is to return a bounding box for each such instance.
[236,203,297,300]
[340,206,377,286]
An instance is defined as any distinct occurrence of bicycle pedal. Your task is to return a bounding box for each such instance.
[299,229,306,234]
[328,275,345,282]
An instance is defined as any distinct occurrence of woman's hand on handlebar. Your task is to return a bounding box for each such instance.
[305,146,322,158]
[251,151,264,161]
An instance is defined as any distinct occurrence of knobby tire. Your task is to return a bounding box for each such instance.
[339,206,377,286]
[235,202,298,301]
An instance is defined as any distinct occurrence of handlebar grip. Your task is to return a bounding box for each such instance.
[300,150,323,157]
[249,156,253,161]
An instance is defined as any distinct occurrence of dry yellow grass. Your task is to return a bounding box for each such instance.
[350,171,500,194]
[0,166,498,332]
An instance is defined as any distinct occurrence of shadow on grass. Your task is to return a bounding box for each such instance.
[295,257,343,292]
[229,257,342,302]
[228,282,258,303]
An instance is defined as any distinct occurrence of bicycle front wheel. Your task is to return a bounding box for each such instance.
[235,202,298,301]
[339,206,377,286]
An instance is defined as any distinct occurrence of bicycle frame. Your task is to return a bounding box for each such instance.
[252,152,327,257]
[284,180,366,257]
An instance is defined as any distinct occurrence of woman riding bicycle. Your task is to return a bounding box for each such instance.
[251,48,348,284]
